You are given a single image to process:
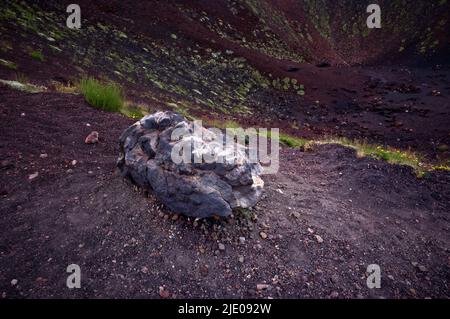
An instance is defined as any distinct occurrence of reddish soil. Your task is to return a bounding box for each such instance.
[0,0,449,299]
[1,86,449,298]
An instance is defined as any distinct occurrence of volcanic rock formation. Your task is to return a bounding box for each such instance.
[117,111,264,217]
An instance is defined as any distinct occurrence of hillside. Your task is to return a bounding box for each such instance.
[0,0,449,299]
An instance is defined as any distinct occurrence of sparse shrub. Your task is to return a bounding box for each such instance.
[78,77,124,112]
[30,50,45,61]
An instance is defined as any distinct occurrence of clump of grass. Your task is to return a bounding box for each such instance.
[120,101,148,119]
[53,81,78,94]
[205,119,241,129]
[78,77,124,112]
[317,137,425,175]
[278,133,309,148]
[30,50,45,61]
[257,130,309,148]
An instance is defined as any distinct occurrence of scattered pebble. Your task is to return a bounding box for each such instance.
[238,256,244,263]
[256,283,269,291]
[159,287,170,299]
[418,265,427,272]
[291,211,300,218]
[85,131,99,144]
[260,231,268,239]
[314,234,324,243]
[218,243,225,251]
[239,237,246,244]
[28,172,39,180]
[11,279,18,286]
[39,153,48,159]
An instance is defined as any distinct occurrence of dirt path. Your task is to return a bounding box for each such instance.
[0,87,449,298]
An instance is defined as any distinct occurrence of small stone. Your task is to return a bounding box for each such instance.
[85,131,99,144]
[239,237,246,244]
[40,153,48,159]
[260,231,268,239]
[307,228,314,234]
[66,169,74,174]
[238,256,244,263]
[71,160,77,166]
[437,144,449,152]
[256,283,269,291]
[171,214,179,221]
[418,265,427,272]
[291,212,300,218]
[431,89,441,96]
[141,266,148,274]
[199,265,209,277]
[314,234,324,243]
[330,291,339,298]
[11,279,18,286]
[218,243,225,251]
[276,188,284,194]
[159,287,170,299]
[331,274,339,283]
[28,172,39,180]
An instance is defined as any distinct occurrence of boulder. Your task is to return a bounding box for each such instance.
[117,111,264,217]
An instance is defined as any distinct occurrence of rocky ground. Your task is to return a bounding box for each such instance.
[0,86,448,298]
[0,0,449,299]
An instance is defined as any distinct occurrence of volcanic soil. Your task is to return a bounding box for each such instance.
[0,85,449,298]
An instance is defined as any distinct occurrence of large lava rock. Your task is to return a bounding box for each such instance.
[117,111,264,217]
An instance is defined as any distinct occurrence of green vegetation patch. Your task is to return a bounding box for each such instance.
[78,77,124,112]
[30,50,45,61]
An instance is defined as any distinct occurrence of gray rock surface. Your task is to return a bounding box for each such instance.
[117,111,264,217]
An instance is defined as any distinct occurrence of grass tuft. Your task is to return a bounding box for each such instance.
[78,77,124,112]
[30,50,45,61]
[320,138,423,173]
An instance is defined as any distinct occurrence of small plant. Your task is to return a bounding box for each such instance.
[278,133,308,148]
[53,81,77,94]
[30,50,45,61]
[120,101,148,119]
[259,130,309,148]
[78,77,124,112]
